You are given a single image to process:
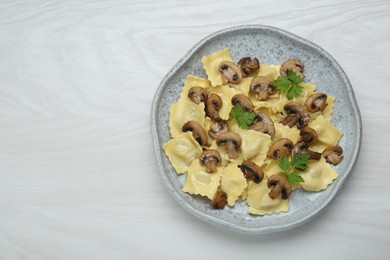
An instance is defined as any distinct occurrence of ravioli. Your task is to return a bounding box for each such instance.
[300,158,338,191]
[202,48,234,87]
[309,115,343,153]
[220,163,248,206]
[273,122,300,143]
[208,84,240,120]
[179,75,212,100]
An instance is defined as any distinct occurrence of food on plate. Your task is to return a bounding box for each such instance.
[162,48,344,216]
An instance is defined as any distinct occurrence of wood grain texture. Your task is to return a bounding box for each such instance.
[0,0,389,259]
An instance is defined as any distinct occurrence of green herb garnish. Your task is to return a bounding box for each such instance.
[278,154,309,185]
[273,71,304,100]
[232,103,255,129]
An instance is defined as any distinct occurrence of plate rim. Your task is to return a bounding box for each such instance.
[150,24,363,235]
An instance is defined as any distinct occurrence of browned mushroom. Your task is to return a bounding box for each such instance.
[281,102,310,129]
[250,76,276,101]
[205,93,222,120]
[322,146,344,165]
[208,120,228,139]
[182,121,208,146]
[305,93,328,112]
[231,94,254,112]
[280,59,304,79]
[267,175,292,200]
[239,160,264,183]
[299,126,318,144]
[199,150,222,173]
[188,86,208,104]
[292,142,321,160]
[211,190,228,209]
[237,57,260,77]
[219,61,242,84]
[249,112,275,138]
[216,132,242,159]
[268,138,294,160]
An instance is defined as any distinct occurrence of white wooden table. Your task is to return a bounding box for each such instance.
[0,0,389,259]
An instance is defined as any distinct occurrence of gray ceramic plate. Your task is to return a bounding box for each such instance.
[151,25,362,235]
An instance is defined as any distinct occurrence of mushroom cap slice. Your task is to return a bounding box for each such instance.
[239,160,264,183]
[299,126,318,144]
[280,113,300,128]
[208,120,228,139]
[267,175,292,200]
[205,93,222,120]
[250,76,276,101]
[249,112,275,138]
[219,61,243,84]
[211,190,228,209]
[238,57,260,77]
[292,142,321,160]
[322,146,344,165]
[188,86,208,104]
[231,94,254,112]
[182,121,208,146]
[216,132,242,159]
[280,59,304,79]
[268,138,294,160]
[283,102,310,129]
[305,92,328,112]
[199,149,222,173]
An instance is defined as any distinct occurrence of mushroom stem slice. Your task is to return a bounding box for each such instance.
[226,142,238,159]
[292,142,321,161]
[280,114,300,128]
[188,86,208,104]
[238,57,260,77]
[219,61,243,84]
[305,93,328,112]
[216,132,242,159]
[322,146,344,165]
[280,59,304,80]
[206,93,222,120]
[239,161,264,183]
[211,190,228,209]
[182,121,208,146]
[267,175,292,200]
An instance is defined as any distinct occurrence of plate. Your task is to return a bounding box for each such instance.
[151,25,362,234]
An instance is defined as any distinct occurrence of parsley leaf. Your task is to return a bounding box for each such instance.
[232,104,255,129]
[287,171,305,185]
[279,155,290,172]
[273,71,304,100]
[291,153,310,170]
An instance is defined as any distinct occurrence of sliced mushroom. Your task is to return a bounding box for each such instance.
[250,76,276,101]
[280,114,300,128]
[206,93,222,120]
[281,102,310,129]
[199,150,222,173]
[208,120,228,139]
[231,94,254,112]
[238,57,260,77]
[280,59,304,79]
[188,86,208,104]
[211,190,228,209]
[268,138,294,160]
[216,132,242,159]
[239,160,264,183]
[219,61,242,84]
[299,126,318,144]
[182,121,208,146]
[292,142,321,160]
[305,92,328,112]
[267,175,292,200]
[322,146,344,165]
[249,112,275,138]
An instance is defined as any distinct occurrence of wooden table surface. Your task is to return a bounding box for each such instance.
[1,0,389,259]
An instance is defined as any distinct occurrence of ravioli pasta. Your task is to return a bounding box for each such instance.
[163,48,344,216]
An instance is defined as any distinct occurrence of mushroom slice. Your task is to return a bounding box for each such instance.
[216,132,242,159]
[292,142,321,160]
[239,160,264,183]
[231,94,254,112]
[249,112,275,138]
[182,121,208,146]
[280,114,300,128]
[205,93,222,120]
[267,175,292,200]
[299,126,318,144]
[199,149,222,173]
[237,57,260,77]
[280,59,304,79]
[219,61,243,84]
[282,102,310,129]
[208,120,228,139]
[322,146,344,165]
[188,86,208,104]
[268,138,294,160]
[250,76,276,101]
[305,92,328,112]
[211,190,228,209]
